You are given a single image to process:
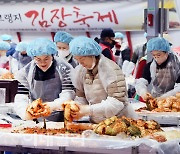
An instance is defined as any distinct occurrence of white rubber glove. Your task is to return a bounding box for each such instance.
[24,110,39,120]
[45,90,75,112]
[71,105,91,120]
[90,97,125,123]
[14,94,30,120]
[10,58,18,74]
[125,61,135,77]
[135,78,149,98]
[122,60,129,75]
[141,92,152,101]
[14,94,50,120]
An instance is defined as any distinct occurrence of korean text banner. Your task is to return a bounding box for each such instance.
[0,1,179,32]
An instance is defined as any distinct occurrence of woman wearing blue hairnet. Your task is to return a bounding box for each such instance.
[54,31,77,68]
[135,37,180,100]
[11,42,32,73]
[14,38,75,121]
[1,34,17,57]
[114,32,131,68]
[67,36,137,124]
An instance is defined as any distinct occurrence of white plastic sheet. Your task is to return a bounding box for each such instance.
[0,129,179,154]
[0,110,179,154]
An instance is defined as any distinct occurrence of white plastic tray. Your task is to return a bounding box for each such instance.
[132,102,180,125]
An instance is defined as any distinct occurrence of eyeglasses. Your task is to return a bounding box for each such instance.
[34,57,52,64]
[152,52,166,59]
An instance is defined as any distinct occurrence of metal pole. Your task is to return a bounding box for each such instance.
[160,0,164,37]
[147,0,159,41]
[59,147,66,154]
[132,146,139,154]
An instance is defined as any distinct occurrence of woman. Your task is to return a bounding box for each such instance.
[68,36,137,124]
[14,38,75,121]
[54,31,77,68]
[135,37,180,100]
[11,42,32,73]
[114,32,131,68]
[1,34,16,57]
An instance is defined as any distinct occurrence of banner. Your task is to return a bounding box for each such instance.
[0,0,179,32]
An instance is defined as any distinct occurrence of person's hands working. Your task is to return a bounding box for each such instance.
[71,104,90,120]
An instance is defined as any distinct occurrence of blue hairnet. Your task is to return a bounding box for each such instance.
[54,31,73,44]
[15,42,28,53]
[27,38,57,57]
[147,37,170,53]
[115,32,124,39]
[1,34,12,41]
[0,41,10,50]
[69,36,102,56]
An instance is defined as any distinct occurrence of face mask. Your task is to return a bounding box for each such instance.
[115,39,123,45]
[112,40,116,46]
[58,50,70,58]
[109,39,116,49]
[87,57,96,70]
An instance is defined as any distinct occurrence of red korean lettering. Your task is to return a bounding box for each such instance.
[25,10,39,26]
[61,7,72,20]
[72,6,93,27]
[73,16,94,27]
[50,9,59,23]
[73,7,85,18]
[39,8,51,28]
[51,7,71,27]
[93,10,119,24]
[58,21,67,27]
[112,10,118,24]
